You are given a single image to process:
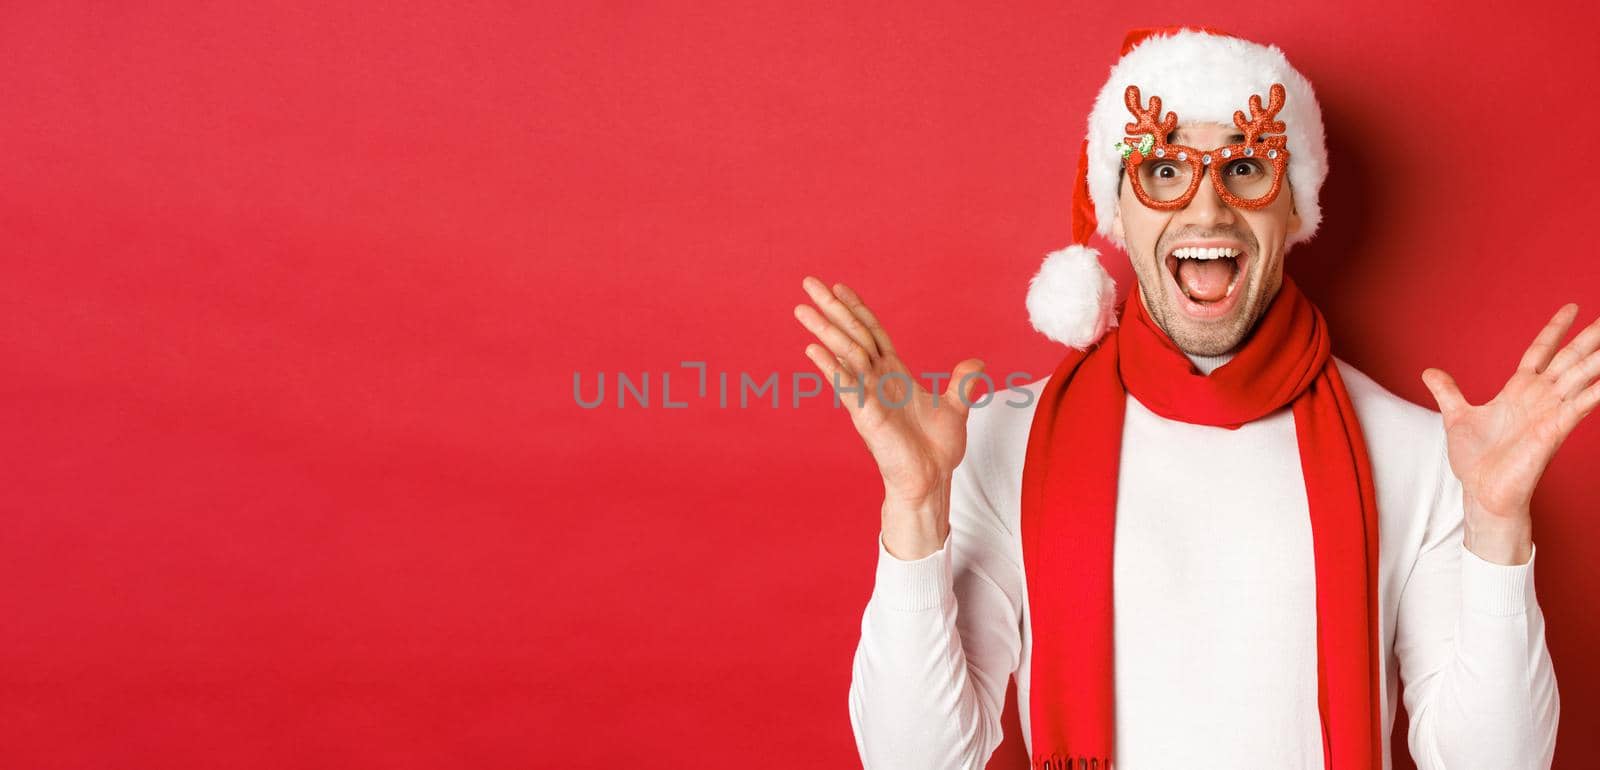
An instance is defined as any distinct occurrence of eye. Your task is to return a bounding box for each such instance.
[1151,161,1180,179]
[1224,158,1266,177]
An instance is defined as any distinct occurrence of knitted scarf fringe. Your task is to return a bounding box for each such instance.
[1032,751,1113,770]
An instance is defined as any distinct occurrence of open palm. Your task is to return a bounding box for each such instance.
[1422,304,1600,521]
[793,276,985,507]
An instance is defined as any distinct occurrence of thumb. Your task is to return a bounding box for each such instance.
[945,358,987,413]
[1421,367,1468,416]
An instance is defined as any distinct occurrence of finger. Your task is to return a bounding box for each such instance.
[832,282,899,359]
[1544,310,1600,379]
[943,358,987,415]
[1517,303,1580,374]
[1555,347,1600,401]
[794,303,873,376]
[802,276,881,360]
[1421,367,1469,416]
[1569,378,1600,426]
[803,343,868,413]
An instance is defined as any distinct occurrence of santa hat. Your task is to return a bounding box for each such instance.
[1027,26,1329,348]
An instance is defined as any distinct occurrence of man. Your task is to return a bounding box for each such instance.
[794,27,1590,769]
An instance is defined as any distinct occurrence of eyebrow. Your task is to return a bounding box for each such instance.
[1170,130,1247,144]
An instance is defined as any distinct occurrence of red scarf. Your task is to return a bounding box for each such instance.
[1020,274,1383,769]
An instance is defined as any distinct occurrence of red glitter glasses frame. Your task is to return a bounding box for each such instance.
[1118,82,1291,211]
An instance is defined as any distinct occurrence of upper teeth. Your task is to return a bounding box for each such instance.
[1172,246,1241,260]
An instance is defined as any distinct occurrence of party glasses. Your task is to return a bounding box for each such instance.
[1114,82,1291,210]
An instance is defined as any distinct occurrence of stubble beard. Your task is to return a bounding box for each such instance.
[1136,258,1280,358]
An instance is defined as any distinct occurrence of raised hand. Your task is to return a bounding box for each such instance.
[793,276,985,560]
[1421,303,1600,564]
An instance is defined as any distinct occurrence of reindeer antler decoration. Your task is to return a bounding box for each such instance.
[1114,85,1178,163]
[1124,85,1177,142]
[1233,83,1288,148]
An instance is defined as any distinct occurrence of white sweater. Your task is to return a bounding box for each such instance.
[848,352,1559,769]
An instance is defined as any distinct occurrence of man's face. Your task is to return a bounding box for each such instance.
[1111,121,1302,356]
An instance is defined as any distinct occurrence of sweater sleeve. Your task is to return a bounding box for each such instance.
[1394,425,1560,769]
[847,407,1026,769]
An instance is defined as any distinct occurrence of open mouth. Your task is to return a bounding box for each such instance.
[1164,245,1247,319]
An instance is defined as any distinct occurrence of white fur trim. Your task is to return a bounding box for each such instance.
[1085,29,1328,249]
[1026,244,1119,349]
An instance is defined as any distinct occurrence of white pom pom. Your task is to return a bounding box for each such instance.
[1025,244,1119,349]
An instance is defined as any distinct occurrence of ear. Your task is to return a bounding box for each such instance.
[1285,187,1302,236]
[1111,206,1125,243]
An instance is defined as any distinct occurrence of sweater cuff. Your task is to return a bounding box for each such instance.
[1461,542,1537,617]
[871,531,955,612]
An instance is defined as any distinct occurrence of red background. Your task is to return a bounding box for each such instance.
[3,2,1597,768]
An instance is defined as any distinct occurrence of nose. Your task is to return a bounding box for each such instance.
[1177,166,1236,228]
